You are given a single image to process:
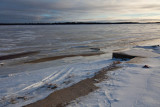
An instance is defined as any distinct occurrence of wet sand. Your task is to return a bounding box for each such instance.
[24,61,121,107]
[25,51,105,63]
[0,51,39,60]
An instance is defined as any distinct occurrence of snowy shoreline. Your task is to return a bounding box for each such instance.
[25,44,160,107]
[0,53,114,107]
[1,39,160,107]
[68,45,160,107]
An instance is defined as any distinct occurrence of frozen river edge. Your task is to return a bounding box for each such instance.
[1,39,160,107]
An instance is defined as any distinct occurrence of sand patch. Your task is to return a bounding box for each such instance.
[25,51,105,63]
[24,61,121,107]
[0,51,39,60]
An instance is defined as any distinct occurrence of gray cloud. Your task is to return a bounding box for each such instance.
[141,4,160,10]
[0,0,160,22]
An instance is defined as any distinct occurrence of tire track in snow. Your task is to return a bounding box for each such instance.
[21,66,74,92]
[3,66,74,100]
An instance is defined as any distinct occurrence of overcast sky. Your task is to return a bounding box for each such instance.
[1,0,160,23]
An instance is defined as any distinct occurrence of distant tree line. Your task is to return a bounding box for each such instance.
[0,22,160,25]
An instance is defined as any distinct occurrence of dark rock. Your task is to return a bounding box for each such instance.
[90,48,100,51]
[143,65,150,68]
[0,63,4,66]
[17,96,28,100]
[152,45,160,48]
[47,84,57,89]
[112,52,136,59]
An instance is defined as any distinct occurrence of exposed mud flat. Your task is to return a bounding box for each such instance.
[25,51,105,63]
[0,51,39,60]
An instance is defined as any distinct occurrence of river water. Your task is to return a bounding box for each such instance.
[0,24,160,74]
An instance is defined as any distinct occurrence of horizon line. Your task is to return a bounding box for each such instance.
[0,21,160,25]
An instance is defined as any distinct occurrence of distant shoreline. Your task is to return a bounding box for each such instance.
[0,22,160,25]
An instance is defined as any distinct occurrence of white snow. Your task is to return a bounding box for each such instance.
[1,42,160,107]
[0,56,113,107]
[68,46,160,107]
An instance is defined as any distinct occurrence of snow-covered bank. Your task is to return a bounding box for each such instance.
[1,42,160,107]
[68,45,160,107]
[0,55,114,107]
